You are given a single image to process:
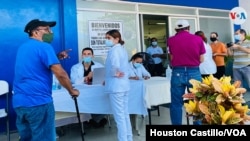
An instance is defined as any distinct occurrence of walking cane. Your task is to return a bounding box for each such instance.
[73,97,85,141]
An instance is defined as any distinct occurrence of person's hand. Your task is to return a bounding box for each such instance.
[84,76,89,83]
[152,54,160,58]
[129,76,139,80]
[115,71,124,78]
[70,88,79,98]
[144,76,150,80]
[58,49,72,60]
[84,76,91,85]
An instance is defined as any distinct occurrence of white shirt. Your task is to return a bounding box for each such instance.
[199,42,217,75]
[104,43,130,93]
[146,46,163,64]
[128,62,151,79]
[70,61,104,84]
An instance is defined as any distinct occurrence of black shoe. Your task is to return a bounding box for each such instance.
[99,118,108,127]
[89,119,99,128]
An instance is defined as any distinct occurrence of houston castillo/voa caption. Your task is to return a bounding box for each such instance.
[149,128,247,136]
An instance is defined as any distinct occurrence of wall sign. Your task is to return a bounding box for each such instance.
[88,20,123,56]
[229,7,247,25]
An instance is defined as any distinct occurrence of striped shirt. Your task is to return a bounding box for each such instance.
[233,40,250,68]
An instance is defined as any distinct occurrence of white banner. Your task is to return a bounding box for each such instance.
[88,20,123,56]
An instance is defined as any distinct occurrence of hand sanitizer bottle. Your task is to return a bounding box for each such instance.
[166,65,172,81]
[52,74,61,90]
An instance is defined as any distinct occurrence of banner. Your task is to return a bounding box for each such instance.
[88,20,123,56]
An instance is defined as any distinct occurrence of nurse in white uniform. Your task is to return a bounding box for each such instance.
[128,53,151,80]
[104,29,133,141]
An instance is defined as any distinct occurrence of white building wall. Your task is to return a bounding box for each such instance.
[239,0,250,33]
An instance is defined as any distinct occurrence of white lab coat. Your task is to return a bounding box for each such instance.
[128,62,151,79]
[104,44,130,93]
[104,43,133,141]
[70,61,104,84]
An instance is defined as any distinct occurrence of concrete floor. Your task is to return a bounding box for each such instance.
[1,91,250,141]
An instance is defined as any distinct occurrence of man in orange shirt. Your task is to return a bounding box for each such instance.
[210,32,228,79]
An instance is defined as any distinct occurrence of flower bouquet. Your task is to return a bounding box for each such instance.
[183,75,250,125]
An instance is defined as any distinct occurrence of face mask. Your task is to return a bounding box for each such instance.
[82,56,92,63]
[133,63,141,68]
[210,37,217,42]
[152,41,157,46]
[234,34,241,41]
[105,39,114,47]
[42,33,54,43]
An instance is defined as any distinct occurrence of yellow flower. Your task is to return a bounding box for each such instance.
[188,79,201,94]
[219,76,232,85]
[184,100,197,115]
[221,110,234,124]
[183,75,250,125]
[202,75,213,86]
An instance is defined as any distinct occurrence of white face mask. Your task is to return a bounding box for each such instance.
[152,41,157,46]
[82,56,92,63]
[105,39,114,47]
[234,34,241,41]
[133,63,141,68]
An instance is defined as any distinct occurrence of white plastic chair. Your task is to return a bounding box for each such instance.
[0,80,10,141]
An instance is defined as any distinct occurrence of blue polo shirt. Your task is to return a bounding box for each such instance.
[13,38,60,108]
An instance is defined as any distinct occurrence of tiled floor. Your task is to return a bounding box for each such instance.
[1,92,250,141]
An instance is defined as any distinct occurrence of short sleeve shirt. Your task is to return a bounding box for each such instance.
[13,38,60,108]
[167,31,205,67]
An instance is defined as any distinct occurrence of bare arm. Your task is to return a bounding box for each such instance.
[213,52,228,57]
[51,64,79,97]
[200,54,204,63]
[232,44,250,54]
[227,48,233,56]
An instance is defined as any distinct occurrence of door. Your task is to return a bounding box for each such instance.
[140,14,168,52]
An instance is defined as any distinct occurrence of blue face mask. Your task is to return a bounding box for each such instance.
[133,63,141,68]
[152,41,157,46]
[234,34,241,42]
[105,39,114,47]
[82,56,92,63]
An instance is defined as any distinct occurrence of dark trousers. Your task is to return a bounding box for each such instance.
[213,66,225,79]
[149,63,163,76]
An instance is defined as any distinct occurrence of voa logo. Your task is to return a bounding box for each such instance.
[229,7,247,25]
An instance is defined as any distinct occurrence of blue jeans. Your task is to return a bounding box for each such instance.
[14,102,56,141]
[170,67,201,125]
[233,66,250,88]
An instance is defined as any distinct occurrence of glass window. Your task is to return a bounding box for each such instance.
[77,11,139,64]
[138,4,196,15]
[77,1,136,11]
[199,18,233,43]
[199,9,229,17]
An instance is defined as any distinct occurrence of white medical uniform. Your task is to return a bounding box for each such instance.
[70,61,104,84]
[104,43,132,141]
[128,62,151,79]
[199,42,217,75]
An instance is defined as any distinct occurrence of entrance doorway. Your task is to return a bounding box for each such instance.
[141,14,168,53]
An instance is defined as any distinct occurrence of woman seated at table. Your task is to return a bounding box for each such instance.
[128,53,151,80]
